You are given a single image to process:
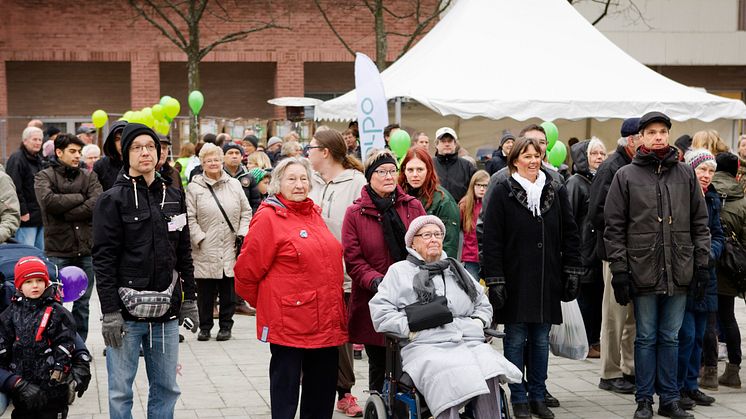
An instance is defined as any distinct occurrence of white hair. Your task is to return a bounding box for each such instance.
[587,137,607,160]
[22,126,42,141]
[198,143,224,161]
[81,144,101,158]
[268,157,313,196]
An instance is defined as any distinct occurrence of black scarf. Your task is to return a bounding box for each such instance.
[366,185,408,261]
[407,254,479,304]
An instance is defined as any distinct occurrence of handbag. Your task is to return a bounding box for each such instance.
[206,183,243,257]
[404,280,453,332]
[719,223,746,294]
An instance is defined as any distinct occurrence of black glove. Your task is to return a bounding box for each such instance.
[562,267,583,302]
[12,378,47,410]
[611,272,631,306]
[71,355,92,397]
[485,278,507,310]
[692,267,709,301]
[370,277,383,293]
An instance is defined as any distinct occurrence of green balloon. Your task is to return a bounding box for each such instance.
[389,129,411,159]
[164,98,180,119]
[188,90,204,115]
[541,121,559,151]
[547,141,567,167]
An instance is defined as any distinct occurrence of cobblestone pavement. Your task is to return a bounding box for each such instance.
[4,293,745,419]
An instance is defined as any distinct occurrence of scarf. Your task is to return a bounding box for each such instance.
[511,170,546,217]
[639,145,670,159]
[366,185,408,261]
[407,254,479,304]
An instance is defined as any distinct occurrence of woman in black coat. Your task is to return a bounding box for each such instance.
[482,136,582,419]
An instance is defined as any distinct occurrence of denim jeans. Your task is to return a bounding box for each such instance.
[678,309,707,391]
[463,262,481,281]
[14,226,44,250]
[503,322,551,404]
[48,256,95,341]
[106,320,180,419]
[633,293,687,404]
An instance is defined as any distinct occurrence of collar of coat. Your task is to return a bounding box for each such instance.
[504,169,556,216]
[262,194,320,218]
[312,168,362,186]
[632,145,680,170]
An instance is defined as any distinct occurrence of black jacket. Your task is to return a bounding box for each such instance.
[0,287,76,410]
[92,171,196,322]
[5,146,44,227]
[434,152,476,203]
[485,150,507,175]
[482,170,581,324]
[587,144,633,261]
[93,121,127,192]
[565,141,598,274]
[224,165,263,212]
[604,146,710,296]
[34,159,103,257]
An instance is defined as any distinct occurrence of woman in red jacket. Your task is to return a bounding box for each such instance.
[342,149,426,393]
[234,157,348,419]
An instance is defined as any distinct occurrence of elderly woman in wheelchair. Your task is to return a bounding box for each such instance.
[369,215,522,419]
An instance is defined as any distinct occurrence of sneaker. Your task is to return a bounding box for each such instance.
[678,391,695,410]
[336,393,363,417]
[686,388,715,406]
[658,401,693,418]
[197,330,210,341]
[599,377,635,394]
[634,400,653,419]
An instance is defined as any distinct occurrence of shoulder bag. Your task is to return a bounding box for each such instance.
[206,183,244,257]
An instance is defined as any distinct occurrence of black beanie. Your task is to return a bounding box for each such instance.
[674,135,692,155]
[120,123,161,170]
[242,135,259,149]
[715,152,739,178]
[364,152,398,182]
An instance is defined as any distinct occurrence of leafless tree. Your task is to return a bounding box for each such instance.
[313,0,452,71]
[128,0,287,142]
[568,0,650,27]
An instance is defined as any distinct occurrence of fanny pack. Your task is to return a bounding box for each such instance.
[118,274,177,318]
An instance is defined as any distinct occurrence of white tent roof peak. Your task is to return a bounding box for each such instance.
[315,0,746,122]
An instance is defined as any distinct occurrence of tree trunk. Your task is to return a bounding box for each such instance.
[187,56,200,144]
[374,0,387,71]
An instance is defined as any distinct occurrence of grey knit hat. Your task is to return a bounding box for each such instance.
[405,215,446,248]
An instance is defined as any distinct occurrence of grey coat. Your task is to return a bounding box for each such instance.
[0,165,20,243]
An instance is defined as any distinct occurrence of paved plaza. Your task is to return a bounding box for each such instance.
[7,293,746,419]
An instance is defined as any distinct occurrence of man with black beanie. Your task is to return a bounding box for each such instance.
[92,123,199,419]
[93,121,127,191]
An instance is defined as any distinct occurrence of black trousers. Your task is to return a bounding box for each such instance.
[577,279,604,346]
[702,311,719,367]
[365,344,386,393]
[196,276,235,332]
[705,295,742,366]
[12,405,68,419]
[269,344,338,419]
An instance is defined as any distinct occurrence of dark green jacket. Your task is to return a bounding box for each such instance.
[422,186,461,258]
[711,171,746,297]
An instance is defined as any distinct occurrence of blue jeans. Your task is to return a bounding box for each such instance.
[48,256,95,341]
[463,262,480,281]
[503,322,551,404]
[633,293,687,404]
[678,309,707,391]
[106,320,180,419]
[14,226,44,250]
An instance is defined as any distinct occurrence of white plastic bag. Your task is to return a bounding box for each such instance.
[549,300,588,360]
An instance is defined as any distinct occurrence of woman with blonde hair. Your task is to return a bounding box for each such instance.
[459,170,490,280]
[246,151,272,170]
[691,130,729,156]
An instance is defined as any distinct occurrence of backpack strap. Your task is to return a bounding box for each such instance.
[35,306,54,342]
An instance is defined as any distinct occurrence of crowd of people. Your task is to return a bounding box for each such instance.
[0,112,745,419]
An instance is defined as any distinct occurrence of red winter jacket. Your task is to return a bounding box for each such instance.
[234,194,348,349]
[342,185,426,346]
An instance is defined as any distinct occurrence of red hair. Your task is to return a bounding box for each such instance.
[397,147,441,209]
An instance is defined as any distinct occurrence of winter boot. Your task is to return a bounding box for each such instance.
[699,366,719,390]
[718,363,741,389]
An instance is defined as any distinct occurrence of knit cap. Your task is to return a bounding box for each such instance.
[249,168,269,183]
[715,152,740,177]
[405,215,446,248]
[223,142,245,156]
[14,256,50,290]
[684,148,716,171]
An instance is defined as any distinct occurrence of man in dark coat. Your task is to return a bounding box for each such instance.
[604,111,710,419]
[433,127,476,203]
[485,131,514,175]
[156,134,182,192]
[5,127,45,249]
[587,118,642,395]
[34,134,102,341]
[92,123,199,419]
[93,120,127,191]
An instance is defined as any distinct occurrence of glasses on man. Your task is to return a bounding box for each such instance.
[374,169,399,178]
[414,231,444,241]
[130,144,157,154]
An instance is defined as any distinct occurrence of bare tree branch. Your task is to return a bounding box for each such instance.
[163,0,189,23]
[128,0,188,50]
[397,0,451,58]
[312,0,356,57]
[591,0,612,25]
[199,22,281,59]
[382,4,415,20]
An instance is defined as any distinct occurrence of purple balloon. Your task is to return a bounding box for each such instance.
[58,266,88,303]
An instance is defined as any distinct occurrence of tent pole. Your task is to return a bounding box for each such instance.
[733,119,738,149]
[395,97,402,125]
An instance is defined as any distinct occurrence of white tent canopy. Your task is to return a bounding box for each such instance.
[315,0,746,122]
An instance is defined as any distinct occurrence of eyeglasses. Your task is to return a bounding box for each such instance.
[475,183,489,189]
[374,169,399,178]
[414,231,444,240]
[130,144,157,154]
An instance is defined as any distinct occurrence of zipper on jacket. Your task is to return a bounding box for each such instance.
[539,215,545,321]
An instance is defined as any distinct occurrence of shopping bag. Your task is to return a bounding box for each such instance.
[549,300,588,360]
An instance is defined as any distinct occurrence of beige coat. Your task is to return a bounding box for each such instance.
[0,164,21,243]
[187,172,252,279]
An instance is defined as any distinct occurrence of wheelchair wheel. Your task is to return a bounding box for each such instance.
[363,394,388,419]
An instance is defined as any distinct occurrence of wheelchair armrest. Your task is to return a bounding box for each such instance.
[484,328,505,339]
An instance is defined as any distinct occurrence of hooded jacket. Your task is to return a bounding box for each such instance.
[342,185,426,346]
[34,158,103,257]
[604,146,711,296]
[433,152,476,203]
[0,165,20,243]
[711,171,746,296]
[5,145,44,227]
[687,185,724,312]
[234,195,348,348]
[186,172,251,279]
[485,149,508,175]
[565,141,598,273]
[93,120,127,191]
[92,124,195,322]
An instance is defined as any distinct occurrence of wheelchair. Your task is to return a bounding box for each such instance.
[363,329,511,419]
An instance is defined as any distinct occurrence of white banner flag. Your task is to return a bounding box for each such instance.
[355,52,388,160]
